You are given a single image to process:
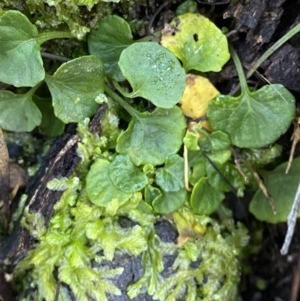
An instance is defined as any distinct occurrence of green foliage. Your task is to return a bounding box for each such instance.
[207,85,295,148]
[86,153,148,206]
[155,155,184,192]
[250,157,300,223]
[15,119,249,301]
[86,158,133,206]
[0,89,41,131]
[115,105,186,166]
[45,55,105,123]
[0,0,149,39]
[175,0,198,15]
[207,48,296,148]
[33,96,65,137]
[88,15,134,81]
[152,188,188,213]
[118,42,186,108]
[191,177,224,215]
[0,11,44,87]
[109,154,148,192]
[2,6,300,301]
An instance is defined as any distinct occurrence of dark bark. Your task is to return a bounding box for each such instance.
[0,105,107,265]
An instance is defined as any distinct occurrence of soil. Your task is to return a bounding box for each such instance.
[1,0,300,300]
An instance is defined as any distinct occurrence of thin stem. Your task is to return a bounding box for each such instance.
[247,22,300,78]
[26,81,43,97]
[41,52,70,62]
[37,31,73,45]
[229,45,248,93]
[112,80,132,98]
[104,84,139,119]
[183,145,191,191]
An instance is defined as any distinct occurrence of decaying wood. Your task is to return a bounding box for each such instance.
[0,128,10,231]
[0,104,107,265]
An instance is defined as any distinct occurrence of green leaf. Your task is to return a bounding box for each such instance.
[116,106,186,166]
[207,87,295,149]
[45,56,105,123]
[88,15,133,81]
[144,185,161,205]
[86,159,132,207]
[108,154,148,193]
[199,131,231,153]
[0,90,41,132]
[152,188,188,213]
[241,145,282,167]
[161,13,230,72]
[249,158,300,223]
[155,154,184,192]
[188,151,206,186]
[175,0,198,16]
[203,150,232,166]
[0,10,44,87]
[183,131,200,151]
[118,42,186,109]
[190,177,224,215]
[33,96,65,137]
[205,161,245,195]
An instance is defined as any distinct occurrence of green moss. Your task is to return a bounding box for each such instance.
[14,117,249,301]
[0,0,153,39]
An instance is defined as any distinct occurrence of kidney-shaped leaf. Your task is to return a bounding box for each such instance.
[161,13,230,72]
[116,106,186,166]
[109,154,148,193]
[152,188,188,214]
[207,84,296,148]
[155,154,184,192]
[0,90,41,132]
[118,42,186,108]
[86,159,132,207]
[45,56,105,123]
[199,131,231,153]
[88,15,133,81]
[250,157,300,223]
[0,10,44,87]
[190,177,224,215]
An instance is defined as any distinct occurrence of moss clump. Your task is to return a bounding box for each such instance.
[14,118,249,301]
[0,0,153,39]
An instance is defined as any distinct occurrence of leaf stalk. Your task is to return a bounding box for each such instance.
[104,84,139,119]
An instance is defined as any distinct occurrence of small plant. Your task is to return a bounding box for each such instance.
[1,3,300,300]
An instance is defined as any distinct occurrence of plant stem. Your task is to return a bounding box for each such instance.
[41,52,70,62]
[112,80,132,98]
[247,22,300,78]
[104,84,139,119]
[229,45,248,93]
[26,81,43,97]
[37,31,73,45]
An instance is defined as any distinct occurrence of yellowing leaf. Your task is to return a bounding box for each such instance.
[180,74,219,131]
[160,12,230,72]
[180,74,219,118]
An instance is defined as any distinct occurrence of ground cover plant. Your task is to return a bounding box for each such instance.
[1,1,300,300]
